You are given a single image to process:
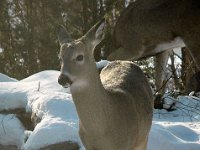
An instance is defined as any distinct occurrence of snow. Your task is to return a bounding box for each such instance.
[0,70,200,149]
[21,70,70,93]
[23,92,81,149]
[0,114,25,148]
[96,59,110,69]
[154,95,200,122]
[0,73,17,82]
[0,85,27,111]
[148,122,200,150]
[0,71,81,149]
[23,116,80,150]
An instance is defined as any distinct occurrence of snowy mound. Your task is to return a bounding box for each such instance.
[148,122,200,150]
[20,70,70,93]
[0,71,80,149]
[21,70,60,82]
[23,92,81,150]
[0,71,200,150]
[0,114,25,148]
[0,73,18,82]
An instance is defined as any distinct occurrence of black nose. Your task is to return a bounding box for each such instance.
[58,74,72,86]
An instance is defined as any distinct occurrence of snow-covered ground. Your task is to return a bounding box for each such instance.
[0,70,199,150]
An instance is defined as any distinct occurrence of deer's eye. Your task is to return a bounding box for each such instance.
[76,55,84,61]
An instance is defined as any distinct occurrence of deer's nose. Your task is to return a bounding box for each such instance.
[58,74,72,86]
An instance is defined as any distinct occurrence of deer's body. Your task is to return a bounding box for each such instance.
[76,61,153,150]
[58,21,153,150]
[109,0,200,64]
[106,0,200,94]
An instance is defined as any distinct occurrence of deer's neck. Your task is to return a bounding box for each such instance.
[70,62,109,131]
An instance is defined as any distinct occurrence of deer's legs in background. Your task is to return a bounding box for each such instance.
[155,50,172,95]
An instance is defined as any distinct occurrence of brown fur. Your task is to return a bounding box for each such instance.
[0,145,18,150]
[107,0,200,69]
[40,141,80,150]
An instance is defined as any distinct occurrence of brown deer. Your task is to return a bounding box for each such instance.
[105,0,200,94]
[57,20,153,150]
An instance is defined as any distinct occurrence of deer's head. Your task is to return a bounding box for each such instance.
[57,20,105,87]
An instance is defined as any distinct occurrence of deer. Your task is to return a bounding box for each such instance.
[104,0,200,96]
[57,20,153,150]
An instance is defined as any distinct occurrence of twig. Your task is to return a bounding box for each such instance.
[187,96,200,102]
[1,115,6,134]
[37,81,40,92]
[166,96,200,112]
[156,95,200,121]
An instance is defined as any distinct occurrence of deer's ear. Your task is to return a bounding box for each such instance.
[57,25,72,45]
[85,19,105,49]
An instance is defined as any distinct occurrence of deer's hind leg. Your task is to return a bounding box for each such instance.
[155,50,172,94]
[182,32,200,70]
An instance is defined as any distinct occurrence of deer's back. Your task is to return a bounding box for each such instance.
[100,61,153,142]
[101,61,153,105]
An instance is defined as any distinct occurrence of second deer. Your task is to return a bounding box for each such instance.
[105,0,200,94]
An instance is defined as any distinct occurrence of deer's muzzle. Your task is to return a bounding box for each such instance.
[58,74,72,87]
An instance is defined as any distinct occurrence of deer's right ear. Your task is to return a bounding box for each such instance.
[84,19,105,53]
[57,25,72,45]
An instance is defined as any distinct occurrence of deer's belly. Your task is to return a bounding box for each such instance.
[153,37,185,54]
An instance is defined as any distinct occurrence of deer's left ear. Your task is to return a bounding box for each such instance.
[57,25,72,45]
[85,19,105,50]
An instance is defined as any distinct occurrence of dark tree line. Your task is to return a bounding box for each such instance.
[0,0,129,79]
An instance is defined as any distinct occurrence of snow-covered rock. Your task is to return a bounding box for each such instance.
[0,114,25,148]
